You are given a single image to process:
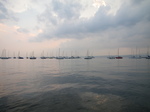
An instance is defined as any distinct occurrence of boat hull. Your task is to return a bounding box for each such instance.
[116,57,123,59]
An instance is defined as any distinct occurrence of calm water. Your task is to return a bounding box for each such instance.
[0,58,150,112]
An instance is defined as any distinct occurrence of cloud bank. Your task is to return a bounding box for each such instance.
[0,0,150,56]
[34,0,150,42]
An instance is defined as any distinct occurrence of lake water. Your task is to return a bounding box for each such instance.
[0,58,150,112]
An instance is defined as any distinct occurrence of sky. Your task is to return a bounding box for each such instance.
[0,0,150,57]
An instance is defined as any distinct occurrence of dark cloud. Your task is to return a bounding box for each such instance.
[51,0,81,20]
[0,1,18,22]
[115,0,150,26]
[34,0,150,42]
[38,0,81,26]
[0,2,9,20]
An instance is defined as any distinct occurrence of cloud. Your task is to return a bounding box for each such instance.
[17,27,30,33]
[1,0,149,55]
[93,0,106,8]
[0,2,10,20]
[114,0,150,26]
[0,1,18,22]
[34,0,150,42]
[51,0,81,20]
[1,0,30,13]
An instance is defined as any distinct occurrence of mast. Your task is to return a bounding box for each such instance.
[118,48,119,57]
[87,50,89,57]
[18,51,20,57]
[59,48,60,57]
[136,47,137,57]
[147,46,149,56]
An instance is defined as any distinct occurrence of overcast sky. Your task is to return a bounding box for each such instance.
[0,0,150,56]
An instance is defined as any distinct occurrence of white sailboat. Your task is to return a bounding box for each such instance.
[146,47,150,59]
[40,51,47,59]
[18,51,24,59]
[56,48,64,59]
[135,47,142,59]
[129,48,136,59]
[107,51,115,59]
[1,49,9,59]
[84,50,93,59]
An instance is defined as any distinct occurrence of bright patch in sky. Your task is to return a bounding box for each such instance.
[93,0,106,8]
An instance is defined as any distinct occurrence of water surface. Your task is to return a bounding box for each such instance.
[0,58,150,112]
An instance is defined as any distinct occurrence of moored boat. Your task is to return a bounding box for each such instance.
[84,50,93,59]
[115,48,123,59]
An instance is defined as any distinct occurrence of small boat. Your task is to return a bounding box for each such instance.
[146,56,150,59]
[134,47,142,59]
[13,52,16,59]
[1,49,9,59]
[84,56,93,59]
[145,47,150,59]
[135,56,142,59]
[18,56,24,59]
[41,56,47,59]
[129,55,135,59]
[30,51,36,59]
[107,51,115,59]
[40,51,47,59]
[116,56,123,59]
[107,56,116,59]
[18,51,24,59]
[56,48,64,59]
[30,57,36,59]
[115,48,123,59]
[1,57,9,59]
[26,53,29,59]
[56,56,64,59]
[68,56,75,59]
[84,50,93,59]
[74,56,81,59]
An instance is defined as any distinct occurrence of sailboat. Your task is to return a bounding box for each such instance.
[13,52,16,59]
[30,51,36,59]
[84,50,92,59]
[40,51,47,59]
[108,56,115,59]
[48,51,55,59]
[56,48,64,59]
[146,47,150,59]
[18,51,24,59]
[146,56,150,59]
[115,48,123,59]
[107,51,115,59]
[1,49,9,59]
[134,47,142,59]
[129,48,136,59]
[26,52,29,59]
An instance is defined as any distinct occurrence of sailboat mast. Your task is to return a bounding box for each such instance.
[59,48,60,57]
[87,50,89,57]
[18,51,20,57]
[136,47,137,57]
[147,46,149,56]
[118,48,119,57]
